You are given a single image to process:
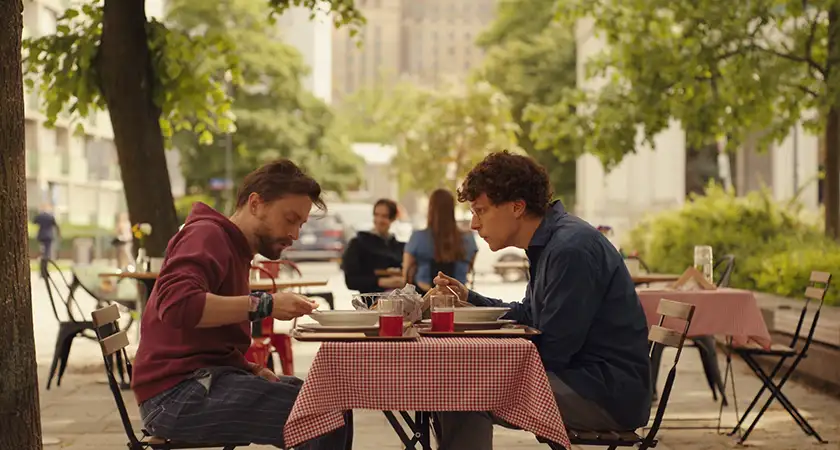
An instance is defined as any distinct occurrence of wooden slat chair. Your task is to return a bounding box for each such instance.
[90,304,249,450]
[546,299,696,450]
[727,270,832,444]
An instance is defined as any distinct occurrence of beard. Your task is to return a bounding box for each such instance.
[254,220,293,260]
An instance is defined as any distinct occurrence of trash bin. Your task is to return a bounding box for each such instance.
[72,237,95,265]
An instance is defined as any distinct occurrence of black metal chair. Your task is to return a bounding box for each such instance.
[42,260,98,389]
[90,304,249,450]
[727,270,832,444]
[544,299,696,450]
[650,254,735,405]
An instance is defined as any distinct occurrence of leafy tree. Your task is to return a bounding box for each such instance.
[22,0,363,256]
[474,0,578,206]
[395,80,520,193]
[332,81,434,145]
[530,0,840,238]
[0,1,42,448]
[167,0,362,208]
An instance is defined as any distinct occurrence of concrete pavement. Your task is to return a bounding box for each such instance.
[32,262,840,449]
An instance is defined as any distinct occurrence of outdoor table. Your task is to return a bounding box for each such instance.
[632,273,681,286]
[637,288,772,348]
[284,337,570,449]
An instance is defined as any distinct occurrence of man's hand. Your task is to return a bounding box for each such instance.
[251,365,280,382]
[378,275,406,289]
[432,271,468,302]
[271,292,318,320]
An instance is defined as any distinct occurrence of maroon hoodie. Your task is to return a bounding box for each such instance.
[131,203,254,404]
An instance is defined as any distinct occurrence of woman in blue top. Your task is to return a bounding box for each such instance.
[403,189,478,294]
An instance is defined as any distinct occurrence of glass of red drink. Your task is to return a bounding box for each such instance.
[377,297,404,337]
[430,294,456,332]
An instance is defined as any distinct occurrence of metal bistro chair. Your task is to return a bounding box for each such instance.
[42,259,98,389]
[90,304,249,450]
[546,299,696,450]
[727,270,832,444]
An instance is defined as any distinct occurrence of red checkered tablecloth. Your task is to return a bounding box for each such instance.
[284,337,570,449]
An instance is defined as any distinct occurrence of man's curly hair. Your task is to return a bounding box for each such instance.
[457,151,554,216]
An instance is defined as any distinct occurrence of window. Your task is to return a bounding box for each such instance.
[56,127,70,176]
[25,120,38,175]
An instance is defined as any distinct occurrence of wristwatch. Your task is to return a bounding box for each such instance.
[248,291,274,322]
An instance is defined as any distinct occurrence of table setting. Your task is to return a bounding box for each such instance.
[283,284,566,449]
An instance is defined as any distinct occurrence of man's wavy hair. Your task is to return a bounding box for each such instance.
[457,150,553,216]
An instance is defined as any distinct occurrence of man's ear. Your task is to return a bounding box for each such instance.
[512,200,527,218]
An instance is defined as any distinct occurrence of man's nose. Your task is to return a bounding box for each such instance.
[470,216,480,230]
[290,227,300,241]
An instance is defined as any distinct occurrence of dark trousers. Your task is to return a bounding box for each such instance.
[140,366,353,449]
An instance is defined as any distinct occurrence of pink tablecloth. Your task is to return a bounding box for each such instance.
[637,288,772,348]
[284,337,570,449]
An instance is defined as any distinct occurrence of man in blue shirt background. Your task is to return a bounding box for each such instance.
[433,151,651,449]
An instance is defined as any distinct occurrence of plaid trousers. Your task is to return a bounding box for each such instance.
[139,366,352,449]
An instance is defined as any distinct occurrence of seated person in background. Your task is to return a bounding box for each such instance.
[432,151,651,450]
[403,189,477,295]
[131,159,352,449]
[341,198,406,297]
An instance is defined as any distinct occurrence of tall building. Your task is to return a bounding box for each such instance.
[331,0,497,101]
[22,0,180,230]
[275,3,333,104]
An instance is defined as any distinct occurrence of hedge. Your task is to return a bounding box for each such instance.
[625,184,839,306]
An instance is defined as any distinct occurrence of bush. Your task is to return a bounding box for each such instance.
[625,184,838,305]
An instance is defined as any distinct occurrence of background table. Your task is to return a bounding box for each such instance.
[637,288,772,348]
[284,337,570,449]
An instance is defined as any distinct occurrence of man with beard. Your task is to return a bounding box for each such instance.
[131,160,352,448]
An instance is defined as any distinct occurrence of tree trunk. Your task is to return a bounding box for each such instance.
[0,1,44,448]
[97,0,179,256]
[827,8,840,239]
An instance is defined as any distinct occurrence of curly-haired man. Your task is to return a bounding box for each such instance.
[432,151,651,449]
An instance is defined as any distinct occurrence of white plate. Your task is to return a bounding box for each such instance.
[297,323,379,332]
[308,310,380,326]
[453,307,511,323]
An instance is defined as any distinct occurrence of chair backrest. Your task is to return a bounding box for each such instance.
[91,304,140,446]
[42,259,86,323]
[714,255,736,288]
[789,271,832,351]
[644,299,696,446]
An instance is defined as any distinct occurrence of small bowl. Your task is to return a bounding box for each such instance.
[453,307,510,323]
[308,310,380,327]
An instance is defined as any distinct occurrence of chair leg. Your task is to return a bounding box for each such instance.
[728,353,789,436]
[46,336,64,390]
[738,355,823,443]
[56,331,77,387]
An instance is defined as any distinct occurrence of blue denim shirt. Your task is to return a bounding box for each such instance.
[468,201,652,429]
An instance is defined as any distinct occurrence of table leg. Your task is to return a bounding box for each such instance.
[382,411,432,449]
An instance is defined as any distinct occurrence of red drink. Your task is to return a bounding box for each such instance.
[379,315,404,337]
[431,309,455,332]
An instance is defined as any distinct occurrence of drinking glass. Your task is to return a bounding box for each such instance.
[378,297,404,337]
[430,294,456,332]
[693,245,714,284]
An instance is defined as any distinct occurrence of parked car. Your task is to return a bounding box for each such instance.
[283,214,349,262]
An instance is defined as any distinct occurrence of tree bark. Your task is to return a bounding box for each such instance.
[97,0,179,256]
[0,0,44,448]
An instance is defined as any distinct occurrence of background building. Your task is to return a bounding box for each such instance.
[331,0,497,101]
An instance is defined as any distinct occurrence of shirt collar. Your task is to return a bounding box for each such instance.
[528,200,566,249]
